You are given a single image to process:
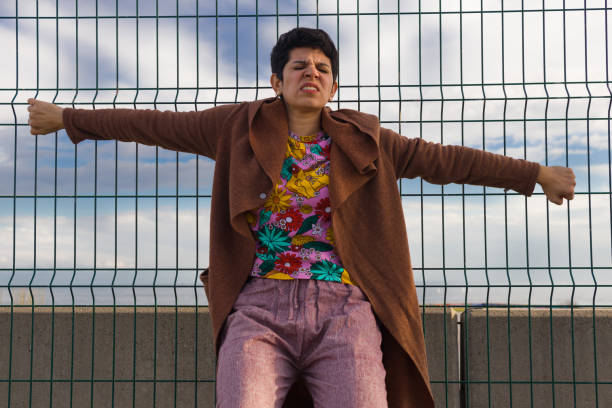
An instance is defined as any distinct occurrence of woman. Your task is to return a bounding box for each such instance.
[28,27,575,408]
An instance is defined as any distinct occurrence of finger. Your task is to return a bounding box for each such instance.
[27,98,36,105]
[30,126,44,135]
[549,194,562,205]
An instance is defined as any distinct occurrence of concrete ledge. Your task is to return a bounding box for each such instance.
[464,308,612,408]
[0,307,216,408]
[5,306,610,407]
[0,306,460,407]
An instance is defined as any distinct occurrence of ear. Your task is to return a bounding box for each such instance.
[329,81,338,101]
[270,73,282,96]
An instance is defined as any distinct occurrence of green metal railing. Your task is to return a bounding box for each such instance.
[1,1,611,407]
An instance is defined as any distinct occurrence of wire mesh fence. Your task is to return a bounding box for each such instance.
[0,0,611,407]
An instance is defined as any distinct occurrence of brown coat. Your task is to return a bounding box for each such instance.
[63,97,540,407]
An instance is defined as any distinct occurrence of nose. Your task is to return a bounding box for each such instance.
[303,62,319,78]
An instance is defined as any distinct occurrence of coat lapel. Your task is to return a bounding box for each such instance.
[322,107,380,210]
[248,98,289,185]
[228,98,288,239]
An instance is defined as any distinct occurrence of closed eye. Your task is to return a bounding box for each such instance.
[291,62,330,73]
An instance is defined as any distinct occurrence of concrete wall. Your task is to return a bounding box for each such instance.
[463,308,612,408]
[424,307,461,408]
[0,306,610,407]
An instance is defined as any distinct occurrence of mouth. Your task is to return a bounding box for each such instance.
[300,83,319,93]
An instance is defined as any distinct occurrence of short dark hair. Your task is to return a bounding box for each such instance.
[270,27,339,82]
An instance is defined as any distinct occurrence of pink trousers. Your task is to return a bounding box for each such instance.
[215,277,388,408]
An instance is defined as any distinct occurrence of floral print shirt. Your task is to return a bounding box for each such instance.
[248,131,353,285]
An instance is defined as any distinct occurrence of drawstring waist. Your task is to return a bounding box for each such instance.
[241,277,367,327]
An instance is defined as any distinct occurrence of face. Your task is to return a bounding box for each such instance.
[270,47,338,113]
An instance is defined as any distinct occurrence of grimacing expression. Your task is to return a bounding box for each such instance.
[271,47,338,112]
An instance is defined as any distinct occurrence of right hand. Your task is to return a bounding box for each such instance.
[27,98,65,135]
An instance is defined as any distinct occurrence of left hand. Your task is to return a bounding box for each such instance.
[536,165,576,205]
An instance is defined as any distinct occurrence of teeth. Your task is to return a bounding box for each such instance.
[302,87,317,91]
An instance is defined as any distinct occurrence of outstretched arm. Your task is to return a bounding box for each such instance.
[381,128,576,205]
[27,98,237,159]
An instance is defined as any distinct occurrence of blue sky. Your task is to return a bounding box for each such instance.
[0,0,611,306]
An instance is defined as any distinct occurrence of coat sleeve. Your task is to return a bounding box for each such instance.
[62,104,240,160]
[379,128,541,196]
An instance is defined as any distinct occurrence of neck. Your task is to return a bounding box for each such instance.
[285,105,322,136]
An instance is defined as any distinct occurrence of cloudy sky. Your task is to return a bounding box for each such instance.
[0,0,610,306]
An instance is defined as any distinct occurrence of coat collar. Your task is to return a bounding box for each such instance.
[245,97,381,212]
[247,97,380,175]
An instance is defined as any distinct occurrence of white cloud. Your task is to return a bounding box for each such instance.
[0,203,211,306]
[0,203,211,269]
[403,190,612,305]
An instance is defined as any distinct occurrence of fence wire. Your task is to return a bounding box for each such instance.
[0,1,611,407]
